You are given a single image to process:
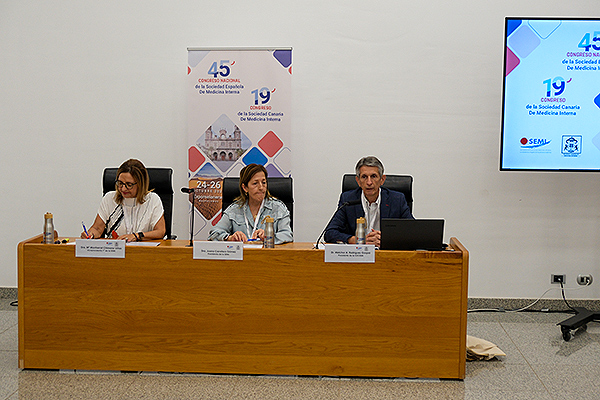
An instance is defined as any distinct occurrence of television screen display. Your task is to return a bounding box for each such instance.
[501,18,600,171]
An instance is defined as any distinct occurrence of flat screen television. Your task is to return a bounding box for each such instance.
[501,17,600,171]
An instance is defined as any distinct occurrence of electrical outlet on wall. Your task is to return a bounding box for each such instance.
[576,274,593,286]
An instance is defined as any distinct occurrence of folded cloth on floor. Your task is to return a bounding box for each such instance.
[466,335,506,361]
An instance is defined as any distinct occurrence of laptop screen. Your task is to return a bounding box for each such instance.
[380,219,445,251]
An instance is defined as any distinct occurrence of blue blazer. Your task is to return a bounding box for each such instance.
[324,187,414,243]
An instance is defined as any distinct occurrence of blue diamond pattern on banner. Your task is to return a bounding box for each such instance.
[242,147,268,166]
[273,50,292,68]
[508,25,541,59]
[506,20,521,37]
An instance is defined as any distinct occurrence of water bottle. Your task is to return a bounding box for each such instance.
[264,216,275,248]
[43,212,55,244]
[355,217,366,244]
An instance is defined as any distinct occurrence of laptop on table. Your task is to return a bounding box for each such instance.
[380,218,445,251]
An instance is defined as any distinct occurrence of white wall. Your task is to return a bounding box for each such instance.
[1,0,599,300]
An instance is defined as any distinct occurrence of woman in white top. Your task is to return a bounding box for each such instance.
[81,159,166,242]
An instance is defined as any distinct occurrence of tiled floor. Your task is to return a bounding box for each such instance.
[1,299,599,399]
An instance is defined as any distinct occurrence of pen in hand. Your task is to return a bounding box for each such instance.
[82,221,91,239]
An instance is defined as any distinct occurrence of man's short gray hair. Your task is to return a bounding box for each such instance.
[355,156,384,177]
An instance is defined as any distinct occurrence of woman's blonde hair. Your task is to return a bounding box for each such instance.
[114,159,150,204]
[234,163,272,205]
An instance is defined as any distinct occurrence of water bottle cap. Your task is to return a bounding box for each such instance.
[264,215,274,223]
[356,217,365,224]
[45,212,53,219]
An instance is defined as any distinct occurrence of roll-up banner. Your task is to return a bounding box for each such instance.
[187,47,292,239]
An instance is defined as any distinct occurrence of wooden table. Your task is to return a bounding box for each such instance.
[18,236,469,379]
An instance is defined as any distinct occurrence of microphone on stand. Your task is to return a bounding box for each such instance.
[313,199,361,249]
[181,187,195,246]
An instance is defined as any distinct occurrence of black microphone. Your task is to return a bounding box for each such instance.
[181,187,195,246]
[313,199,361,249]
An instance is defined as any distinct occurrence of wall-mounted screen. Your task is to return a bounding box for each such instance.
[501,18,600,171]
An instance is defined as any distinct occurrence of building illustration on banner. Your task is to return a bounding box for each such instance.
[198,114,252,172]
[203,125,243,162]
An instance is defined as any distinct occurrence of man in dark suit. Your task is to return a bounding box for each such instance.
[324,156,413,246]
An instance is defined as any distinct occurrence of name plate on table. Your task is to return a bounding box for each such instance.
[324,244,375,263]
[193,241,243,260]
[75,239,126,258]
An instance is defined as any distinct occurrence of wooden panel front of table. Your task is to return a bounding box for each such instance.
[18,237,468,379]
